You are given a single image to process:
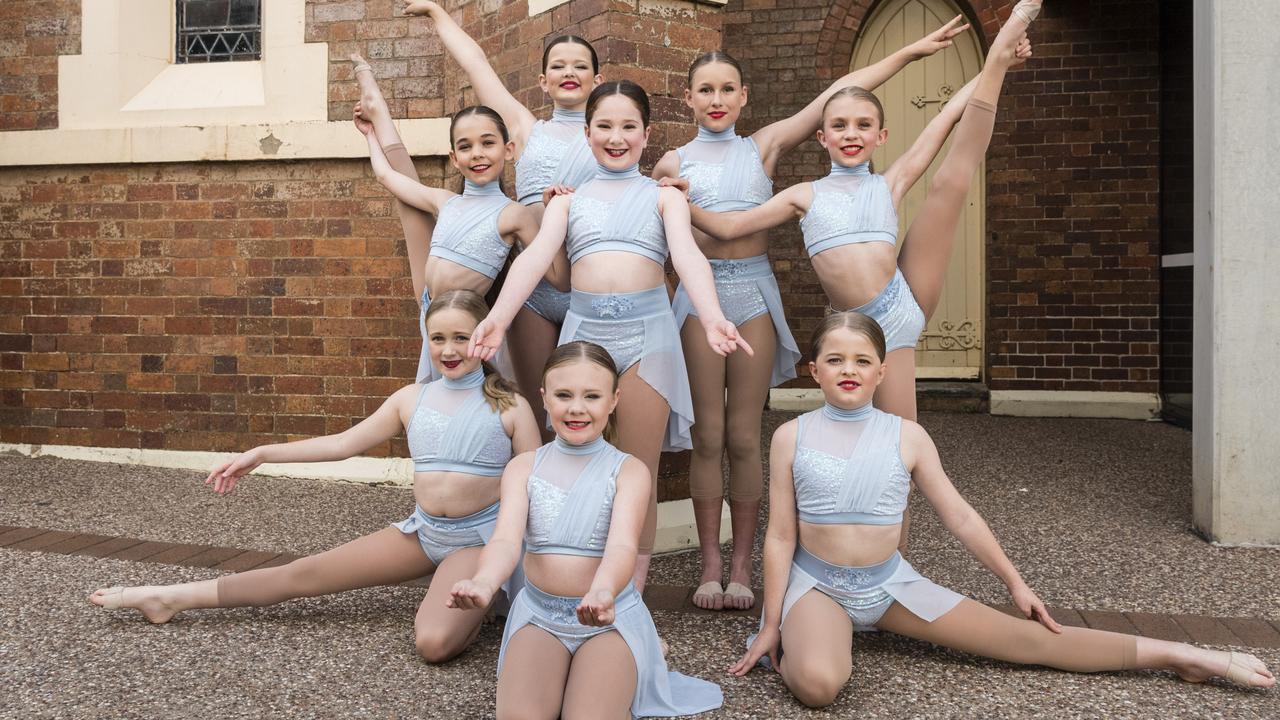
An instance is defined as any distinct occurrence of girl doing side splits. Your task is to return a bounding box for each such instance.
[652,17,971,612]
[88,290,542,664]
[732,312,1275,707]
[689,2,1036,555]
[353,95,565,383]
[469,81,752,592]
[449,342,723,719]
[404,1,603,438]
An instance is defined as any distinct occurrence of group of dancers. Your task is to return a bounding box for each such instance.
[88,1,1274,716]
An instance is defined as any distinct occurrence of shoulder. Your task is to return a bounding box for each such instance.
[772,417,800,445]
[617,454,650,482]
[501,390,533,415]
[653,149,682,177]
[897,418,933,452]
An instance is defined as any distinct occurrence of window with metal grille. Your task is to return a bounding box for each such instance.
[175,0,261,63]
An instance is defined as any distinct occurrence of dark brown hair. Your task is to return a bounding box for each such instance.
[809,311,887,362]
[822,86,885,127]
[542,35,599,75]
[687,50,745,87]
[542,341,619,444]
[585,80,651,128]
[424,289,519,412]
[449,105,509,147]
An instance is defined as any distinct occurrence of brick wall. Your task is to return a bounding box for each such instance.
[723,0,1162,392]
[0,0,81,131]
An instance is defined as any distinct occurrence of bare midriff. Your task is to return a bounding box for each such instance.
[571,252,666,294]
[523,552,605,598]
[692,224,769,261]
[799,520,903,568]
[809,242,898,310]
[423,258,496,300]
[412,471,501,518]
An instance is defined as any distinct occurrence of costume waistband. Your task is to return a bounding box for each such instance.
[568,285,670,320]
[708,254,773,281]
[406,502,500,532]
[793,545,901,593]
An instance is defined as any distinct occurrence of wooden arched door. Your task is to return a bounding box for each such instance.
[853,0,985,379]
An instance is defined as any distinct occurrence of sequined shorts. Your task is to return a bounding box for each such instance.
[561,285,674,375]
[392,502,499,566]
[792,545,898,627]
[523,279,571,325]
[845,268,926,353]
[517,581,643,654]
[695,256,772,325]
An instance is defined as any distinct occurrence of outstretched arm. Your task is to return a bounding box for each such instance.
[577,457,649,626]
[661,188,753,357]
[366,131,453,216]
[505,204,571,292]
[688,182,809,242]
[206,384,416,493]
[404,1,537,146]
[449,452,534,610]
[752,16,971,163]
[905,421,1063,633]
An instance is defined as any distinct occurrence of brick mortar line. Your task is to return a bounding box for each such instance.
[3,525,1277,648]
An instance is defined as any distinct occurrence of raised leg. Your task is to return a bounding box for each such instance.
[561,631,638,720]
[411,545,490,662]
[89,526,432,624]
[614,364,671,592]
[778,590,855,708]
[496,625,572,720]
[680,316,729,608]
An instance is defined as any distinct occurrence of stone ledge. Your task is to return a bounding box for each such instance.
[989,390,1161,420]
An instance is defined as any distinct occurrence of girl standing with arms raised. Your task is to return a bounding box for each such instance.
[90,290,541,663]
[403,1,603,436]
[654,17,972,612]
[469,81,751,591]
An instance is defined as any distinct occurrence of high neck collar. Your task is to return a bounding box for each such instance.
[822,401,875,422]
[595,163,641,180]
[829,161,871,177]
[462,178,506,198]
[551,107,587,124]
[696,124,738,142]
[441,367,486,390]
[554,434,607,455]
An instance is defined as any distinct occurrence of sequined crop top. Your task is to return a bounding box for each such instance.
[406,368,512,477]
[428,179,514,279]
[792,402,910,525]
[799,162,898,257]
[525,436,630,557]
[566,165,667,266]
[514,108,597,205]
[677,125,773,212]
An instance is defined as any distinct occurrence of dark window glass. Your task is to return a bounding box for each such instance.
[176,0,261,64]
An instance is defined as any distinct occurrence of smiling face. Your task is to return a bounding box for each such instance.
[816,96,888,168]
[587,93,650,170]
[541,360,619,444]
[686,61,747,132]
[448,114,513,186]
[809,327,886,409]
[540,42,602,109]
[425,307,483,380]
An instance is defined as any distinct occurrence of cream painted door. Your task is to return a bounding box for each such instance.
[852,0,984,379]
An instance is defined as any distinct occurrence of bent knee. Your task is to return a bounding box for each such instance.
[784,659,849,707]
[415,628,466,664]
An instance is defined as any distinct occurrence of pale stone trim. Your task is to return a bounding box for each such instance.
[528,0,573,15]
[916,365,981,380]
[989,390,1161,420]
[59,0,328,129]
[768,389,825,412]
[0,118,451,166]
[0,442,725,553]
[529,0,726,17]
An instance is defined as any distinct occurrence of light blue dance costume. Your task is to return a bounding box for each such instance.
[671,125,801,386]
[800,162,926,352]
[558,164,696,451]
[514,108,597,325]
[391,368,512,566]
[415,179,515,382]
[498,436,723,717]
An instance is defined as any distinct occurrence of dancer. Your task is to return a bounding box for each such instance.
[688,3,1034,554]
[89,290,541,663]
[469,81,752,592]
[732,311,1276,705]
[653,16,972,611]
[404,0,603,438]
[450,342,723,719]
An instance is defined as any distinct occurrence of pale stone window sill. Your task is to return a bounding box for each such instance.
[529,0,726,17]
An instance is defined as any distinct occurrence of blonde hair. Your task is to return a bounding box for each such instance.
[423,289,518,413]
[542,341,619,445]
[809,311,887,361]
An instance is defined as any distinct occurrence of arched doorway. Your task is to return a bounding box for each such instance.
[853,0,986,379]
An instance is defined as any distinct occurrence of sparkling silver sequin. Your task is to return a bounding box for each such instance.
[828,587,895,625]
[447,214,509,272]
[851,269,925,353]
[793,447,847,517]
[823,566,877,592]
[590,294,635,318]
[515,121,596,205]
[525,475,568,549]
[573,317,645,374]
[524,279,571,324]
[567,195,666,264]
[800,174,898,255]
[708,260,770,326]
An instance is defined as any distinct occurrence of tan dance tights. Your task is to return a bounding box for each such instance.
[381,142,436,297]
[497,626,638,720]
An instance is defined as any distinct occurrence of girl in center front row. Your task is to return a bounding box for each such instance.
[734,311,1275,707]
[449,341,723,719]
[469,81,753,592]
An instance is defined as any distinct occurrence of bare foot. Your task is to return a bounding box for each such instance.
[88,585,181,624]
[1172,647,1276,689]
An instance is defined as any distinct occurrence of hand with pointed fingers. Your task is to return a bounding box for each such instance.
[467,317,506,361]
[729,625,780,676]
[705,320,754,358]
[577,588,616,626]
[1010,582,1062,633]
[908,14,971,59]
[203,448,265,495]
[448,578,496,611]
[540,184,577,206]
